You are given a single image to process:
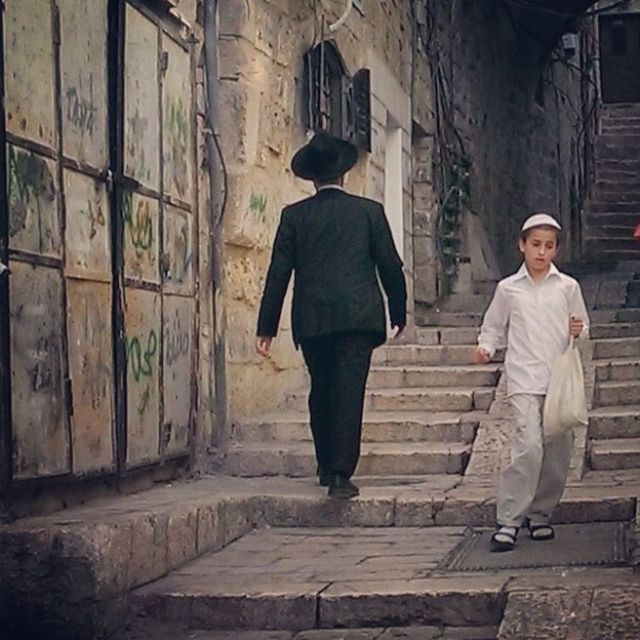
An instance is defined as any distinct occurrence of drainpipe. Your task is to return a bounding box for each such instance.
[203,0,229,450]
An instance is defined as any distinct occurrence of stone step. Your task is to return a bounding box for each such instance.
[587,201,640,213]
[584,211,640,227]
[594,380,640,407]
[595,169,640,182]
[601,124,640,135]
[600,114,640,130]
[592,336,640,359]
[617,307,640,322]
[589,405,640,439]
[595,157,640,172]
[437,293,491,313]
[601,103,640,117]
[585,225,638,241]
[125,623,500,640]
[234,411,480,444]
[367,364,501,389]
[591,190,640,203]
[373,343,498,366]
[594,179,640,191]
[583,249,640,264]
[416,310,482,327]
[371,344,474,366]
[414,326,480,346]
[595,357,640,382]
[597,133,640,146]
[130,528,507,631]
[224,441,472,476]
[596,144,640,161]
[584,237,640,254]
[590,322,640,339]
[589,437,640,470]
[285,387,496,413]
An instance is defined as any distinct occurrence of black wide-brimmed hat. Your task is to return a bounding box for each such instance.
[291,131,358,182]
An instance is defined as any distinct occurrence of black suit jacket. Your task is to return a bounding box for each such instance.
[257,188,406,348]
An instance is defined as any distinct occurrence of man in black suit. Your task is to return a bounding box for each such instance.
[256,131,407,499]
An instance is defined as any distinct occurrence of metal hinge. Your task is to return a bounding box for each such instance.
[160,51,169,75]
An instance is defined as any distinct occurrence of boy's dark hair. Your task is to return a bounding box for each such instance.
[520,224,562,245]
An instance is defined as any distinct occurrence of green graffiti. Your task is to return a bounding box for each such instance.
[7,145,55,252]
[165,97,189,148]
[250,193,267,223]
[122,191,153,250]
[126,329,158,383]
[165,97,190,196]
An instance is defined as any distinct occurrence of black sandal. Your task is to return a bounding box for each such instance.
[490,525,518,552]
[527,522,555,541]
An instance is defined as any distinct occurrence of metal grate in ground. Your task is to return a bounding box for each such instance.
[444,521,629,571]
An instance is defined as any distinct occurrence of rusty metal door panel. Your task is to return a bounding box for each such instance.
[123,191,159,283]
[162,204,194,295]
[10,261,69,479]
[162,35,193,204]
[4,0,56,149]
[7,145,61,258]
[162,295,193,455]
[59,0,109,167]
[66,279,115,474]
[64,169,111,280]
[124,4,160,191]
[124,287,161,466]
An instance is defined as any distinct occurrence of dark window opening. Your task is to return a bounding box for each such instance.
[612,21,627,55]
[304,40,371,151]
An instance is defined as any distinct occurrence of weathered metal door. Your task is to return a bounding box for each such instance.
[600,14,640,104]
[120,1,196,469]
[1,0,196,493]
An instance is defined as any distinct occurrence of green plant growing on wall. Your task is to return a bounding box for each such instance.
[436,156,470,291]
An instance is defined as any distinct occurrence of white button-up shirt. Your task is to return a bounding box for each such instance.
[478,263,590,396]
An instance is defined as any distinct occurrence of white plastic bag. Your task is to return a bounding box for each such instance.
[543,337,589,438]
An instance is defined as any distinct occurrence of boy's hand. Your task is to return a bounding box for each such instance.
[256,336,273,357]
[473,347,491,364]
[569,316,584,338]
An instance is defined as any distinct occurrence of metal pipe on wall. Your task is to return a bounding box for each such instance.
[203,0,229,449]
[0,0,13,515]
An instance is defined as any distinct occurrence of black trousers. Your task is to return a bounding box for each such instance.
[300,331,377,479]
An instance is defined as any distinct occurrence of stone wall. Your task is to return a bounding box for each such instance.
[218,0,431,421]
[427,0,595,276]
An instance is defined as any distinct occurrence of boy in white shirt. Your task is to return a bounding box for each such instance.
[473,213,589,552]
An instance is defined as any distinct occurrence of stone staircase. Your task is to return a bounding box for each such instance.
[227,324,498,479]
[119,271,640,639]
[586,269,640,472]
[584,103,640,261]
[8,268,639,640]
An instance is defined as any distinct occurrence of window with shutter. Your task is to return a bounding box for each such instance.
[302,41,371,151]
[352,69,371,151]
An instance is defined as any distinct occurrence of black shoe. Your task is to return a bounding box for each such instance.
[317,465,331,487]
[328,475,359,499]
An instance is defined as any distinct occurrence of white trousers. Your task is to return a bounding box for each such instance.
[497,394,573,528]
